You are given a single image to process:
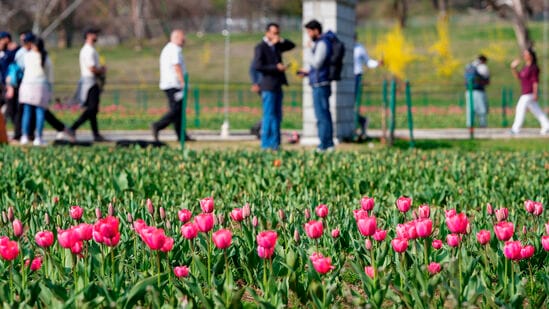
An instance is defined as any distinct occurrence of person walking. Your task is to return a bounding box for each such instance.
[300,20,335,151]
[354,33,379,139]
[510,48,549,135]
[18,37,53,146]
[69,28,107,142]
[465,55,490,128]
[151,29,192,142]
[253,22,295,150]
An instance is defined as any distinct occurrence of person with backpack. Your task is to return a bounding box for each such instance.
[253,22,295,151]
[464,54,490,128]
[509,48,549,135]
[299,20,345,152]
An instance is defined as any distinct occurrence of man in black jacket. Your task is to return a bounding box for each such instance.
[253,23,295,150]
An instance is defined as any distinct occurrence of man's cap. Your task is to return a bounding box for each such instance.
[0,31,12,40]
[22,32,36,43]
[83,27,101,36]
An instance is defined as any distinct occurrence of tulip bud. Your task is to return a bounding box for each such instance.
[304,209,311,220]
[108,203,115,217]
[294,229,300,243]
[44,213,50,225]
[278,209,285,221]
[165,220,172,230]
[13,219,23,237]
[159,207,166,220]
[331,228,340,238]
[242,203,251,218]
[217,214,225,226]
[365,239,372,250]
[7,207,14,222]
[95,208,102,219]
[52,196,59,204]
[252,216,258,227]
[2,211,8,224]
[486,203,493,215]
[522,226,527,235]
[127,212,133,223]
[147,198,154,215]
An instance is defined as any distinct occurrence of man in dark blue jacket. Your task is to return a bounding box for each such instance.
[253,23,295,150]
[302,20,335,151]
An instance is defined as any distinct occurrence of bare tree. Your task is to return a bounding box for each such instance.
[393,0,408,28]
[486,0,533,49]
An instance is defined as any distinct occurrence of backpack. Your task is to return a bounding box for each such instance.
[464,63,480,89]
[6,62,23,87]
[323,31,345,81]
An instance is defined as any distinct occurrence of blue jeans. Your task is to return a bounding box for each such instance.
[22,104,45,138]
[261,90,283,150]
[312,85,334,150]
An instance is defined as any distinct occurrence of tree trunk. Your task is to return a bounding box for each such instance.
[394,0,408,28]
[132,0,146,41]
[486,0,532,50]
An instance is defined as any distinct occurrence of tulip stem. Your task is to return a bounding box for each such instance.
[370,240,377,288]
[156,251,161,287]
[423,239,429,267]
[190,240,195,274]
[458,244,462,308]
[511,261,515,297]
[9,261,13,303]
[111,248,115,288]
[208,233,212,293]
[263,259,267,296]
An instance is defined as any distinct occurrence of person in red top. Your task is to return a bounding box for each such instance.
[510,48,549,135]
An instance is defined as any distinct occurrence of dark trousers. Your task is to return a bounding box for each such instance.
[153,88,184,140]
[71,85,100,136]
[6,87,34,139]
[45,110,66,132]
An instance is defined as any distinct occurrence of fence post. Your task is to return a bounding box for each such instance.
[238,89,244,107]
[467,80,474,139]
[291,90,297,108]
[180,73,189,149]
[389,79,397,145]
[501,87,508,127]
[113,90,120,106]
[381,79,388,143]
[217,90,223,110]
[142,91,148,111]
[194,87,200,127]
[405,81,415,148]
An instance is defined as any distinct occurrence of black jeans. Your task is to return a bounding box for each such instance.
[153,88,185,140]
[71,85,100,136]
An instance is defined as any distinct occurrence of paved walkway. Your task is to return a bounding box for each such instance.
[29,127,548,144]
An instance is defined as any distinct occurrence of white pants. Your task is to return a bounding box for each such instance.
[465,90,488,127]
[511,94,549,132]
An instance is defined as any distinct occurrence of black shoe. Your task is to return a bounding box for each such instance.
[151,124,159,142]
[93,134,108,142]
[185,134,194,142]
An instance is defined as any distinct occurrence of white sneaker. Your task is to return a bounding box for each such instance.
[20,135,29,145]
[55,132,64,140]
[541,127,549,135]
[33,137,46,146]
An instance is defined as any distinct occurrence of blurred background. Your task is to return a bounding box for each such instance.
[1,0,548,131]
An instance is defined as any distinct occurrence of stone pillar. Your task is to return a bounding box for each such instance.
[301,0,357,146]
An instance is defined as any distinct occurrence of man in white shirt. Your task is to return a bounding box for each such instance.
[152,29,191,142]
[465,55,490,128]
[354,33,379,140]
[70,27,107,142]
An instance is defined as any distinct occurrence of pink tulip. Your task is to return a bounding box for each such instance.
[256,230,278,249]
[432,239,443,249]
[230,208,244,222]
[353,209,369,221]
[52,196,59,204]
[0,237,19,261]
[391,237,408,253]
[357,216,377,237]
[35,231,54,247]
[294,229,300,243]
[70,206,83,220]
[364,239,372,250]
[304,209,311,220]
[360,196,375,211]
[418,205,430,219]
[278,209,285,221]
[212,229,232,249]
[194,213,214,233]
[503,241,522,260]
[446,212,469,234]
[310,252,334,274]
[396,224,408,239]
[160,237,174,252]
[174,266,190,278]
[93,216,120,247]
[70,241,83,254]
[495,208,508,222]
[524,200,535,213]
[373,229,387,242]
[416,219,433,238]
[520,245,535,259]
[427,262,441,275]
[494,221,514,241]
[30,257,42,271]
[542,236,549,251]
[181,222,198,240]
[445,209,456,219]
[159,207,166,220]
[200,197,214,213]
[446,234,460,247]
[58,228,78,248]
[141,227,166,250]
[7,207,14,222]
[396,196,412,213]
[533,202,543,216]
[146,198,154,215]
[12,219,23,238]
[315,204,329,218]
[251,216,258,227]
[331,229,340,238]
[364,266,375,279]
[74,223,93,241]
[486,203,493,215]
[242,203,251,218]
[257,245,275,259]
[178,209,192,223]
[405,221,419,239]
[304,220,324,239]
[476,230,491,245]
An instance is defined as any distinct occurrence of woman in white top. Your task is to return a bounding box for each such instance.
[19,37,53,145]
